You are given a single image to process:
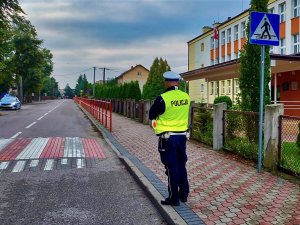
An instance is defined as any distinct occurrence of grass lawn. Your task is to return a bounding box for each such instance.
[281,142,300,174]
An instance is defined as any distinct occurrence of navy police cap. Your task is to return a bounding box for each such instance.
[163,71,181,81]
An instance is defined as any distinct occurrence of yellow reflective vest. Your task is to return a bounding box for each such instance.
[153,89,190,135]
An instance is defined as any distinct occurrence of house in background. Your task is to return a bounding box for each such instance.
[181,0,300,117]
[116,64,149,93]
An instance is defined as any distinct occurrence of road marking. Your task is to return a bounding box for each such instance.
[44,113,48,116]
[25,122,36,129]
[10,132,22,139]
[16,138,49,159]
[0,139,14,150]
[12,161,26,172]
[0,162,9,170]
[30,159,39,167]
[37,116,44,120]
[44,159,54,170]
[77,159,85,168]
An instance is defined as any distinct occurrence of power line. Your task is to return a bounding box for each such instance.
[51,67,93,77]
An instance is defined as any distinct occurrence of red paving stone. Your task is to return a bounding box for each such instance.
[111,112,300,225]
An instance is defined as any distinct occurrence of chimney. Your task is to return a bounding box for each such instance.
[202,26,212,34]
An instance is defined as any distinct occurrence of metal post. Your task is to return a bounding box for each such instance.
[258,45,265,173]
[93,67,96,96]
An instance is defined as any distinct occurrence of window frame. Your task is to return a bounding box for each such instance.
[279,2,286,23]
[234,25,239,41]
[293,34,300,53]
[280,38,286,54]
[293,0,300,18]
[227,28,231,43]
[241,21,246,38]
[227,80,231,94]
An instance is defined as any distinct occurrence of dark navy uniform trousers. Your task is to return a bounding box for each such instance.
[158,134,189,202]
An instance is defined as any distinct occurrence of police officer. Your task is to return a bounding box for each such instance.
[149,71,190,206]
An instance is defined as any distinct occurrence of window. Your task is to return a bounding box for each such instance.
[280,38,286,54]
[210,82,214,95]
[279,2,286,23]
[268,7,275,14]
[241,22,246,38]
[201,43,204,51]
[293,34,300,53]
[137,71,142,76]
[234,53,238,59]
[227,54,231,61]
[221,81,225,94]
[293,0,300,18]
[200,83,204,93]
[234,25,239,40]
[227,28,231,43]
[201,64,204,68]
[234,79,239,93]
[211,60,214,66]
[221,31,225,45]
[221,56,225,63]
[210,37,214,50]
[227,80,231,94]
[269,46,274,53]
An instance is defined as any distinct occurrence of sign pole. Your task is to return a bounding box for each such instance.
[258,45,265,173]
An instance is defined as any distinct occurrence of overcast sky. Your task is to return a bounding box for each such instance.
[19,0,251,89]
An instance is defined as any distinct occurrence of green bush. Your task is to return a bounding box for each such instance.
[214,96,232,109]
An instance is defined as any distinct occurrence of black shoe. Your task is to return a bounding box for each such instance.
[179,196,187,202]
[161,198,180,206]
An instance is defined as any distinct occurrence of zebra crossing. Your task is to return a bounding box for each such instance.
[0,137,106,173]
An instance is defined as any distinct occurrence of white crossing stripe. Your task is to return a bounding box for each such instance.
[0,162,9,170]
[44,159,54,171]
[30,159,39,167]
[16,138,49,160]
[77,159,85,168]
[61,158,68,164]
[12,161,26,172]
[64,137,85,158]
[0,139,14,151]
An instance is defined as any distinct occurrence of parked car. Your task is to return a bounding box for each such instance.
[0,96,21,110]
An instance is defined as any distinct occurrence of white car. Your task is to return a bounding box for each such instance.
[0,96,21,110]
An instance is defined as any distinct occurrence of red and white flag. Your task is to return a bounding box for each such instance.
[213,26,219,39]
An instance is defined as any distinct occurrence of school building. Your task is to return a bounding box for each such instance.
[181,0,300,117]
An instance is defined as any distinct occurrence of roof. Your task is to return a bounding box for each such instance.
[187,9,250,44]
[181,54,300,81]
[116,64,149,80]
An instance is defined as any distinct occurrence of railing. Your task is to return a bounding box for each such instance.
[74,97,112,132]
[278,115,300,175]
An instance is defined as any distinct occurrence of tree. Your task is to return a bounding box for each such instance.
[142,57,171,100]
[0,0,24,25]
[64,84,74,99]
[238,0,270,112]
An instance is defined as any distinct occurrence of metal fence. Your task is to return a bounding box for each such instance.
[278,115,300,175]
[190,106,213,146]
[223,110,260,162]
[74,97,112,132]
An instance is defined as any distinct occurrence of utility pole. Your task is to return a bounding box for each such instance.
[103,67,106,84]
[93,66,96,96]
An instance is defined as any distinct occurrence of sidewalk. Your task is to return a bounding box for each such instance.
[86,109,300,225]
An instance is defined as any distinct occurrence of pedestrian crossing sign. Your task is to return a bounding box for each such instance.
[250,11,280,46]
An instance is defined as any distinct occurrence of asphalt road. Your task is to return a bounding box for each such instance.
[0,99,166,225]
